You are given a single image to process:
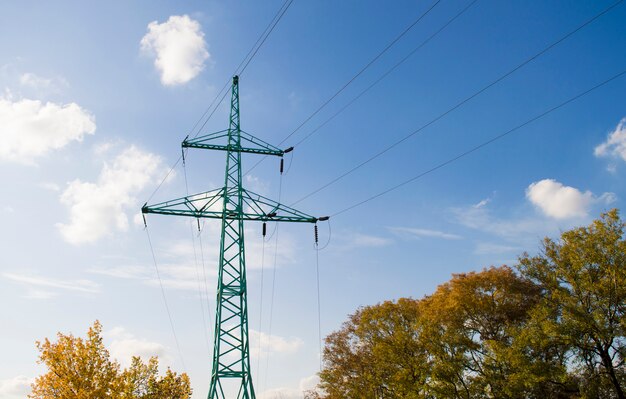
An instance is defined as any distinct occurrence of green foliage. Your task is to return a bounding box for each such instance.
[519,209,626,399]
[30,321,191,399]
[314,210,626,398]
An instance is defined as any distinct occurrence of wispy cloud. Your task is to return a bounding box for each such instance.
[0,376,33,399]
[3,272,100,298]
[595,117,626,163]
[388,226,462,240]
[90,262,214,292]
[451,182,614,246]
[474,242,520,255]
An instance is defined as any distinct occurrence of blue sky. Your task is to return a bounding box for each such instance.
[1,1,626,398]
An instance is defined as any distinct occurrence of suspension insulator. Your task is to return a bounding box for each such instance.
[314,224,319,244]
[197,218,201,232]
[280,158,284,174]
[262,222,267,237]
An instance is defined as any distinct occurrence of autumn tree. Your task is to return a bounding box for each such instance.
[421,266,575,398]
[314,267,567,398]
[311,210,626,398]
[519,209,626,398]
[30,321,191,399]
[317,298,428,398]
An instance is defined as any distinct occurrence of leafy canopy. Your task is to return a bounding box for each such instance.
[30,321,191,399]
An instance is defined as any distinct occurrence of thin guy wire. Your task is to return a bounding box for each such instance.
[145,226,187,371]
[331,67,626,217]
[292,0,624,206]
[183,161,210,343]
[292,0,480,148]
[315,241,323,372]
[197,230,213,338]
[255,235,266,390]
[263,174,283,392]
[245,0,442,175]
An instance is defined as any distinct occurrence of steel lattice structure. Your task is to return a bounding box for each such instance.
[142,76,320,398]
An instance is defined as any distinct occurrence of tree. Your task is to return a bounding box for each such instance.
[30,321,191,399]
[519,209,626,398]
[317,298,428,398]
[118,356,191,399]
[421,266,574,398]
[314,266,578,399]
[315,267,566,398]
[313,210,626,398]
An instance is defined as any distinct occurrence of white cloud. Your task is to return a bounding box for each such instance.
[39,182,60,191]
[105,327,169,368]
[57,146,165,244]
[333,232,392,251]
[0,97,95,164]
[250,329,303,357]
[526,179,615,220]
[595,118,626,162]
[0,375,33,399]
[140,15,209,86]
[2,272,100,298]
[258,375,319,399]
[388,226,461,240]
[89,236,217,297]
[19,72,52,89]
[452,202,561,242]
[474,242,520,255]
[89,262,210,296]
[473,198,491,208]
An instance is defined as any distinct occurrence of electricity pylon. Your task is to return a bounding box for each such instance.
[142,76,321,399]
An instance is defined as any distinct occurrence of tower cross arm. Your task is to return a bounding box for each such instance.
[183,130,290,157]
[142,187,319,223]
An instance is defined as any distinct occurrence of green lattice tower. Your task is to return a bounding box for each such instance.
[142,76,320,398]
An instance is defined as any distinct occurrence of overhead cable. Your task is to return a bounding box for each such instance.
[291,0,624,206]
[145,226,187,371]
[292,0,479,148]
[245,0,442,174]
[331,67,626,217]
[146,0,295,202]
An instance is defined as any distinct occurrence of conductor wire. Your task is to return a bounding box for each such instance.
[145,226,187,371]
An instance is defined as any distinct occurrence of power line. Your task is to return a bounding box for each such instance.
[292,0,624,206]
[331,67,626,217]
[147,0,295,203]
[239,0,294,77]
[315,241,323,372]
[145,226,187,371]
[263,175,284,393]
[183,162,212,354]
[292,0,480,148]
[192,0,295,139]
[245,0,442,174]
